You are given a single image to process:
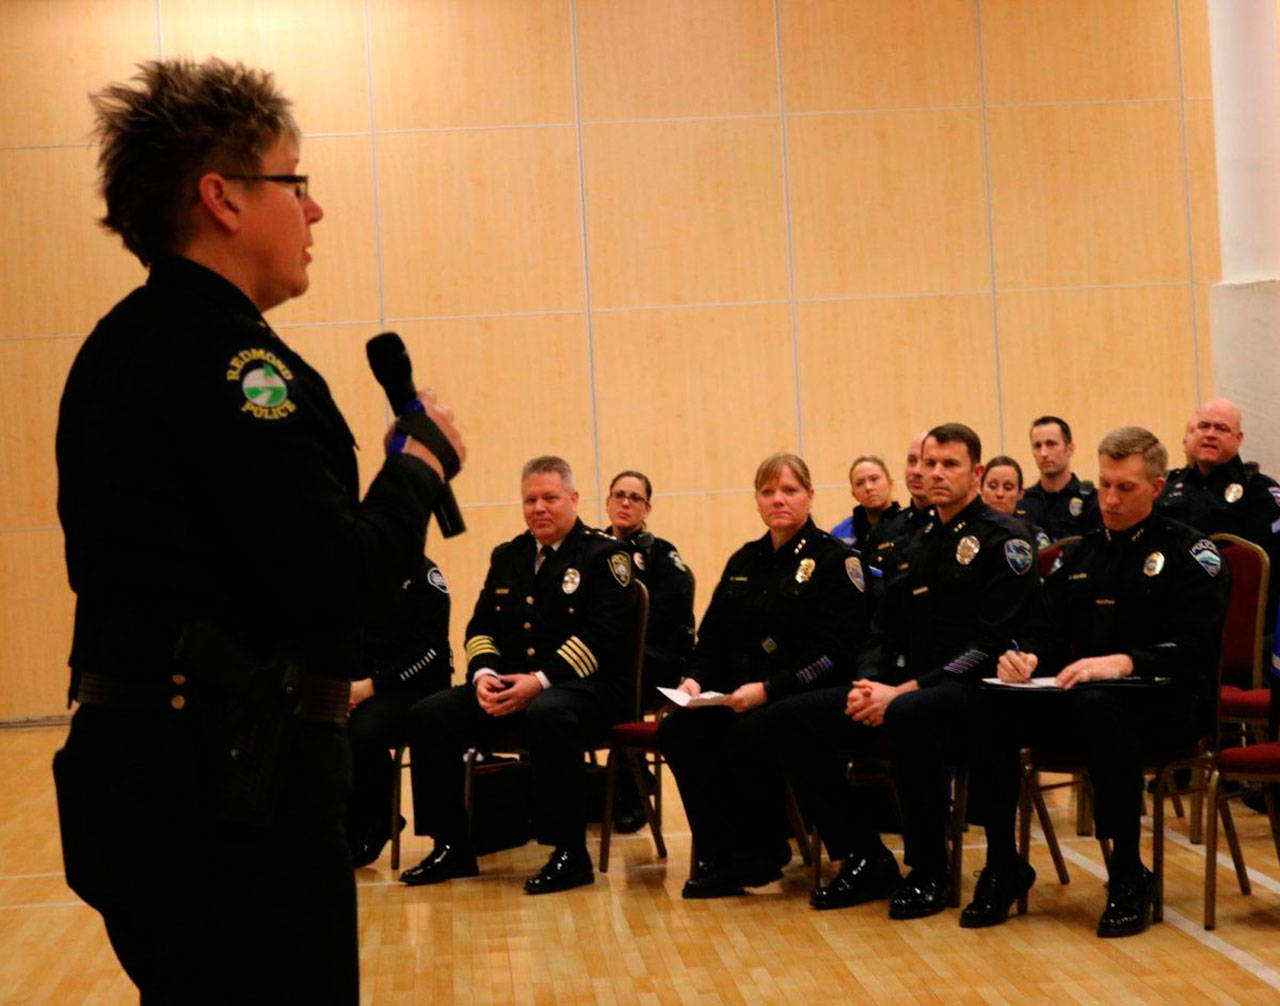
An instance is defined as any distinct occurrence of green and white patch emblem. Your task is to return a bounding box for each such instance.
[226,347,296,421]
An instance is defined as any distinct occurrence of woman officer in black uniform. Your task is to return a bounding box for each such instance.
[657,453,868,898]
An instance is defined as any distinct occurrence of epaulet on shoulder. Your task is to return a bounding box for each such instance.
[584,527,624,553]
[1078,481,1096,493]
[986,509,1030,539]
[1243,460,1261,477]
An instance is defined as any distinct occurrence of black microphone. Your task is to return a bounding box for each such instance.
[365,332,465,538]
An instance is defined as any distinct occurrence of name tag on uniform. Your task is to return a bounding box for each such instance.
[495,588,510,595]
[912,586,929,596]
[1095,598,1116,606]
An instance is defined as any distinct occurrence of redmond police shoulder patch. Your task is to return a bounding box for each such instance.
[846,555,865,592]
[1190,538,1222,576]
[427,567,449,593]
[226,347,297,421]
[609,552,632,587]
[1270,486,1280,510]
[1004,539,1033,575]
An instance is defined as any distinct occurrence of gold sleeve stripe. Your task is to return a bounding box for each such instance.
[558,636,598,678]
[557,641,592,677]
[466,636,500,660]
[565,635,598,673]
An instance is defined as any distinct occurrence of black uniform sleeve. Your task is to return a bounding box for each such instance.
[685,557,738,691]
[917,535,1044,688]
[1126,543,1230,685]
[463,545,509,681]
[643,543,695,673]
[763,549,868,701]
[367,562,452,695]
[539,545,637,686]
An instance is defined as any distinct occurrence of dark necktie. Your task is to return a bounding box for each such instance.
[535,544,554,583]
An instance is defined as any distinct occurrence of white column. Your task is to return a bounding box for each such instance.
[1208,0,1280,471]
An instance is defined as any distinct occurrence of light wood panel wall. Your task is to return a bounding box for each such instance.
[0,0,1220,720]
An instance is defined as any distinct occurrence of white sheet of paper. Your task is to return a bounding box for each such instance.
[981,677,1063,689]
[656,686,731,708]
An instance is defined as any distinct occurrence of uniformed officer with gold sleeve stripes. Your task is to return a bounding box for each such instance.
[402,456,637,894]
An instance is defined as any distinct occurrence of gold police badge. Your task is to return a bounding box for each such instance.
[1225,483,1244,503]
[633,551,645,571]
[795,557,816,583]
[609,552,632,587]
[1143,552,1165,577]
[562,568,581,594]
[1068,496,1083,517]
[956,535,980,565]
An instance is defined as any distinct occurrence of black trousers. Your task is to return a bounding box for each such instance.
[883,679,975,875]
[972,682,1200,853]
[655,706,794,865]
[724,686,889,863]
[346,689,438,845]
[54,705,356,1005]
[408,680,624,850]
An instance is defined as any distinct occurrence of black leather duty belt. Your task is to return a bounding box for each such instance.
[75,670,350,725]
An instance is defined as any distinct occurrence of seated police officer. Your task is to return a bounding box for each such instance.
[401,456,636,894]
[657,453,867,898]
[1157,397,1280,636]
[347,554,452,867]
[963,427,1229,937]
[831,455,906,592]
[980,455,1051,550]
[1022,415,1101,540]
[604,469,695,833]
[604,469,695,695]
[743,425,1040,917]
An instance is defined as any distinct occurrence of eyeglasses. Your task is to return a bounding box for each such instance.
[609,490,649,505]
[224,173,309,201]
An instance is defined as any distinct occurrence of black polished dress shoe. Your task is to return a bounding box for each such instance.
[524,846,594,895]
[959,859,1036,928]
[680,860,747,901]
[1097,867,1153,938]
[351,815,407,869]
[888,870,952,920]
[810,849,901,911]
[612,803,647,835]
[399,842,479,886]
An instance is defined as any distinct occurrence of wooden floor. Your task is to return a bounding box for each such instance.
[5,725,1280,1004]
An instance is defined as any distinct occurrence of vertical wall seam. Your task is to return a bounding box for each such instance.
[361,0,388,331]
[155,0,164,58]
[568,0,605,522]
[772,0,804,455]
[1172,0,1205,401]
[974,0,1006,452]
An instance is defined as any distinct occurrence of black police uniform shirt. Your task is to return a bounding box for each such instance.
[1021,473,1101,541]
[56,256,441,694]
[833,502,907,583]
[1036,515,1230,727]
[858,496,1041,688]
[608,527,695,688]
[363,555,452,697]
[686,517,869,701]
[1157,454,1280,628]
[464,520,636,699]
[1013,507,1053,551]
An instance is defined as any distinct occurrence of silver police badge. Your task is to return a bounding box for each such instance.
[609,553,632,586]
[562,568,581,594]
[633,551,645,571]
[428,567,449,593]
[1069,497,1083,517]
[956,535,980,565]
[1143,551,1165,577]
[796,557,816,583]
[1225,483,1244,503]
[846,555,865,593]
